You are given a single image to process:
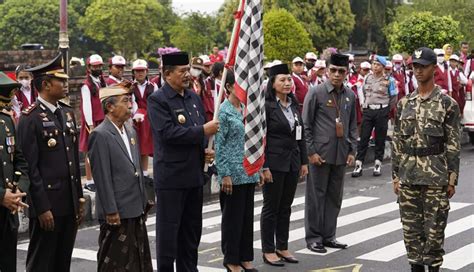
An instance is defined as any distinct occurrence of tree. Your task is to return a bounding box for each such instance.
[390,0,474,49]
[80,0,165,59]
[169,12,216,57]
[263,9,313,63]
[384,12,463,54]
[288,0,355,50]
[0,0,81,50]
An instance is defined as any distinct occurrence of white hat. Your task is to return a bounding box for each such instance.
[392,54,403,62]
[449,54,460,62]
[70,57,83,65]
[305,52,318,61]
[347,54,355,61]
[360,61,371,69]
[110,55,126,66]
[315,60,326,69]
[264,62,272,69]
[434,48,444,56]
[132,59,148,70]
[271,60,283,66]
[292,57,304,64]
[199,55,212,65]
[88,54,103,65]
[385,61,393,68]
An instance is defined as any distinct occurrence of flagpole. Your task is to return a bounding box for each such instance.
[204,0,245,172]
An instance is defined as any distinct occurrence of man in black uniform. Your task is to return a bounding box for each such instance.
[148,52,219,272]
[0,72,29,272]
[17,53,85,272]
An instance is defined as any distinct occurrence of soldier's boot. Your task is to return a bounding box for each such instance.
[373,159,382,176]
[428,266,440,272]
[411,264,425,272]
[351,160,363,178]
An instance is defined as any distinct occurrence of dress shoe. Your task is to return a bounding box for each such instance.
[373,160,382,176]
[411,264,425,272]
[352,160,363,177]
[262,254,285,267]
[428,266,439,272]
[276,251,299,263]
[240,264,258,272]
[307,242,327,253]
[323,239,348,249]
[84,183,96,192]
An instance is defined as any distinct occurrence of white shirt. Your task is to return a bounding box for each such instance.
[81,75,102,126]
[111,121,133,162]
[37,95,59,113]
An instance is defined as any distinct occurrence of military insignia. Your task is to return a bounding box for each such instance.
[6,136,15,146]
[178,114,186,124]
[326,100,335,107]
[39,104,46,111]
[346,97,350,102]
[193,104,197,108]
[131,138,136,145]
[66,112,73,121]
[40,113,47,118]
[42,117,49,122]
[47,138,57,148]
[414,50,422,59]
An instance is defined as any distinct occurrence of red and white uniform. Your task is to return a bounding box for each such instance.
[292,72,308,108]
[450,68,468,114]
[209,53,224,64]
[79,75,106,152]
[132,80,158,156]
[392,69,406,100]
[13,86,37,118]
[106,75,122,86]
[434,63,450,92]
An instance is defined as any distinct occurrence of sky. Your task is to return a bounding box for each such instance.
[172,0,226,15]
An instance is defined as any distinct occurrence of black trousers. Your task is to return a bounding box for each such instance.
[0,208,18,272]
[26,215,77,272]
[156,187,203,272]
[260,170,299,253]
[220,183,255,265]
[356,107,390,162]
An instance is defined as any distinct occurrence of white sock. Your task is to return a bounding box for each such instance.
[143,171,149,177]
[86,179,94,185]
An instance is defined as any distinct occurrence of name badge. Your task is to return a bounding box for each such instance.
[296,125,302,141]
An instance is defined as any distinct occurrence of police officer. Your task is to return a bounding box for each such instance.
[147,52,219,272]
[352,55,397,177]
[392,47,461,272]
[17,53,85,272]
[0,72,29,272]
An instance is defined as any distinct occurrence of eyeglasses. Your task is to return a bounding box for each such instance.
[329,67,347,74]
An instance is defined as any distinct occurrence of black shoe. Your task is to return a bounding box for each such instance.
[276,251,299,263]
[428,266,439,272]
[411,264,425,272]
[307,242,327,253]
[262,254,285,267]
[323,239,348,249]
[224,263,243,272]
[240,263,258,272]
[84,183,96,192]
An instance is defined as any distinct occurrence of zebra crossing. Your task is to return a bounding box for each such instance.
[17,191,474,271]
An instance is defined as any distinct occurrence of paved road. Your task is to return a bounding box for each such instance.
[16,146,474,271]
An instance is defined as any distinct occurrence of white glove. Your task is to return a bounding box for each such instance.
[133,113,145,122]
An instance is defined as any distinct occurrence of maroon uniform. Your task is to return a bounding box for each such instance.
[434,64,450,91]
[132,81,156,156]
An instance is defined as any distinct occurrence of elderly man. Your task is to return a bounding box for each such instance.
[88,82,152,271]
[148,52,219,272]
[303,53,358,253]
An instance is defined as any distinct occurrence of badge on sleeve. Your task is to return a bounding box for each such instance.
[178,114,186,124]
[131,138,136,145]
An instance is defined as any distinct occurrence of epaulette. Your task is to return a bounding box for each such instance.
[58,100,72,108]
[21,103,37,115]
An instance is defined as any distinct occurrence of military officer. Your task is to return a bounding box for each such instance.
[147,52,219,272]
[392,47,461,272]
[0,72,29,272]
[17,53,85,272]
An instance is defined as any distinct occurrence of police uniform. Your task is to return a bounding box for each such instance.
[17,53,84,272]
[147,52,207,272]
[392,48,461,272]
[0,72,29,272]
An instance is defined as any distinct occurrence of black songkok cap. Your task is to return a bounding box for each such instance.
[329,53,349,67]
[412,47,437,66]
[268,64,290,77]
[161,52,190,66]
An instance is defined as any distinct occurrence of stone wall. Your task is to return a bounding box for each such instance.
[0,50,58,71]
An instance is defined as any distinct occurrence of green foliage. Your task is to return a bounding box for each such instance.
[288,0,355,50]
[0,0,81,50]
[391,0,474,49]
[79,0,165,59]
[263,9,313,63]
[384,12,463,54]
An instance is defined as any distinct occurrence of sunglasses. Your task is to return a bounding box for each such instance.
[329,67,347,74]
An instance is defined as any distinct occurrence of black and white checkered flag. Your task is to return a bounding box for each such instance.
[234,0,266,176]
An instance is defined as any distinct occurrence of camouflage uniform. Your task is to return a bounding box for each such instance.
[392,85,461,267]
